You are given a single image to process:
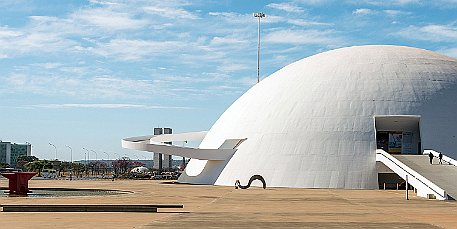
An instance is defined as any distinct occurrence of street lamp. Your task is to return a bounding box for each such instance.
[103,152,110,162]
[82,147,90,176]
[90,150,98,162]
[113,152,120,160]
[91,150,99,176]
[82,147,90,164]
[66,145,73,181]
[103,152,110,175]
[253,12,265,83]
[65,145,73,163]
[49,142,57,160]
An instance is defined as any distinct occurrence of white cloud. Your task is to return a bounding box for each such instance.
[394,0,420,4]
[351,0,420,5]
[17,33,77,53]
[143,6,199,19]
[396,24,457,42]
[352,8,410,17]
[5,74,28,86]
[287,19,332,27]
[90,39,185,61]
[31,103,191,109]
[0,22,79,58]
[208,12,254,25]
[88,0,120,6]
[209,36,248,46]
[4,73,155,99]
[71,8,148,30]
[352,8,374,15]
[217,63,250,73]
[267,3,305,13]
[0,27,22,38]
[30,62,64,69]
[383,9,410,16]
[263,29,344,46]
[294,0,334,5]
[262,15,286,24]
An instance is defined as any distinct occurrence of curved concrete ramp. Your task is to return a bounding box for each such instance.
[122,131,246,160]
[393,154,457,200]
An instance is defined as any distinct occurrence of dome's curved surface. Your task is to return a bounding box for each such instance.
[178,45,457,189]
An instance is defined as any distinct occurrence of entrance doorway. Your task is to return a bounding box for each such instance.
[374,116,421,155]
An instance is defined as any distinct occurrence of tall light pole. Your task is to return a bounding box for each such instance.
[113,152,120,160]
[91,150,99,176]
[103,152,110,175]
[90,150,98,162]
[254,12,265,83]
[66,145,73,180]
[49,142,57,160]
[82,147,90,164]
[65,145,73,163]
[103,152,110,162]
[103,152,110,169]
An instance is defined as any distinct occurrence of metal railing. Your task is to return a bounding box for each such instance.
[376,149,447,200]
[423,150,457,167]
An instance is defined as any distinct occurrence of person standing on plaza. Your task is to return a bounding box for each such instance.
[439,152,443,164]
[429,152,434,164]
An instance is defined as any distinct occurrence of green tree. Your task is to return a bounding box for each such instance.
[0,162,10,168]
[71,162,85,177]
[24,160,52,176]
[16,155,39,170]
[112,157,137,175]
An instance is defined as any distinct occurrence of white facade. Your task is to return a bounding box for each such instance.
[177,45,457,189]
[124,45,457,189]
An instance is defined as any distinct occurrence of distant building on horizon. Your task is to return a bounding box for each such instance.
[0,141,32,167]
[153,127,174,170]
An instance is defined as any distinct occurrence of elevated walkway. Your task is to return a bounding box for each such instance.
[122,131,247,160]
[393,153,457,200]
[376,149,457,200]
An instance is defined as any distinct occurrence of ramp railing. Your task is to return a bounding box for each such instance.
[376,149,447,200]
[423,150,457,167]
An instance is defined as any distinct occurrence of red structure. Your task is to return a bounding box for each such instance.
[0,172,37,195]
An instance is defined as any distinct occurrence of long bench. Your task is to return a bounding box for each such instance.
[1,204,183,212]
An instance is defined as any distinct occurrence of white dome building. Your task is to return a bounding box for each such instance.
[124,45,457,190]
[130,166,150,174]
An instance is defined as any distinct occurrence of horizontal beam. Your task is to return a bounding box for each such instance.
[122,139,237,160]
[122,131,246,160]
[1,204,183,212]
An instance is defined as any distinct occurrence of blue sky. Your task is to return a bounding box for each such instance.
[1,0,457,161]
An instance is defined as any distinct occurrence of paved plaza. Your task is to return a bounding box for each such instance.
[1,179,457,228]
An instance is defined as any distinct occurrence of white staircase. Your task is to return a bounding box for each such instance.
[376,149,457,200]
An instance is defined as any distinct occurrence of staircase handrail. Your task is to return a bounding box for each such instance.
[423,150,457,167]
[376,149,447,199]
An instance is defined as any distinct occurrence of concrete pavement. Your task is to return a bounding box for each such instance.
[1,179,456,228]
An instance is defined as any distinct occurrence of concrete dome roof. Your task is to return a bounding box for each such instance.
[130,166,149,173]
[178,45,457,189]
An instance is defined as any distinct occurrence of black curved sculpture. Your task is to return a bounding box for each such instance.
[235,175,266,189]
